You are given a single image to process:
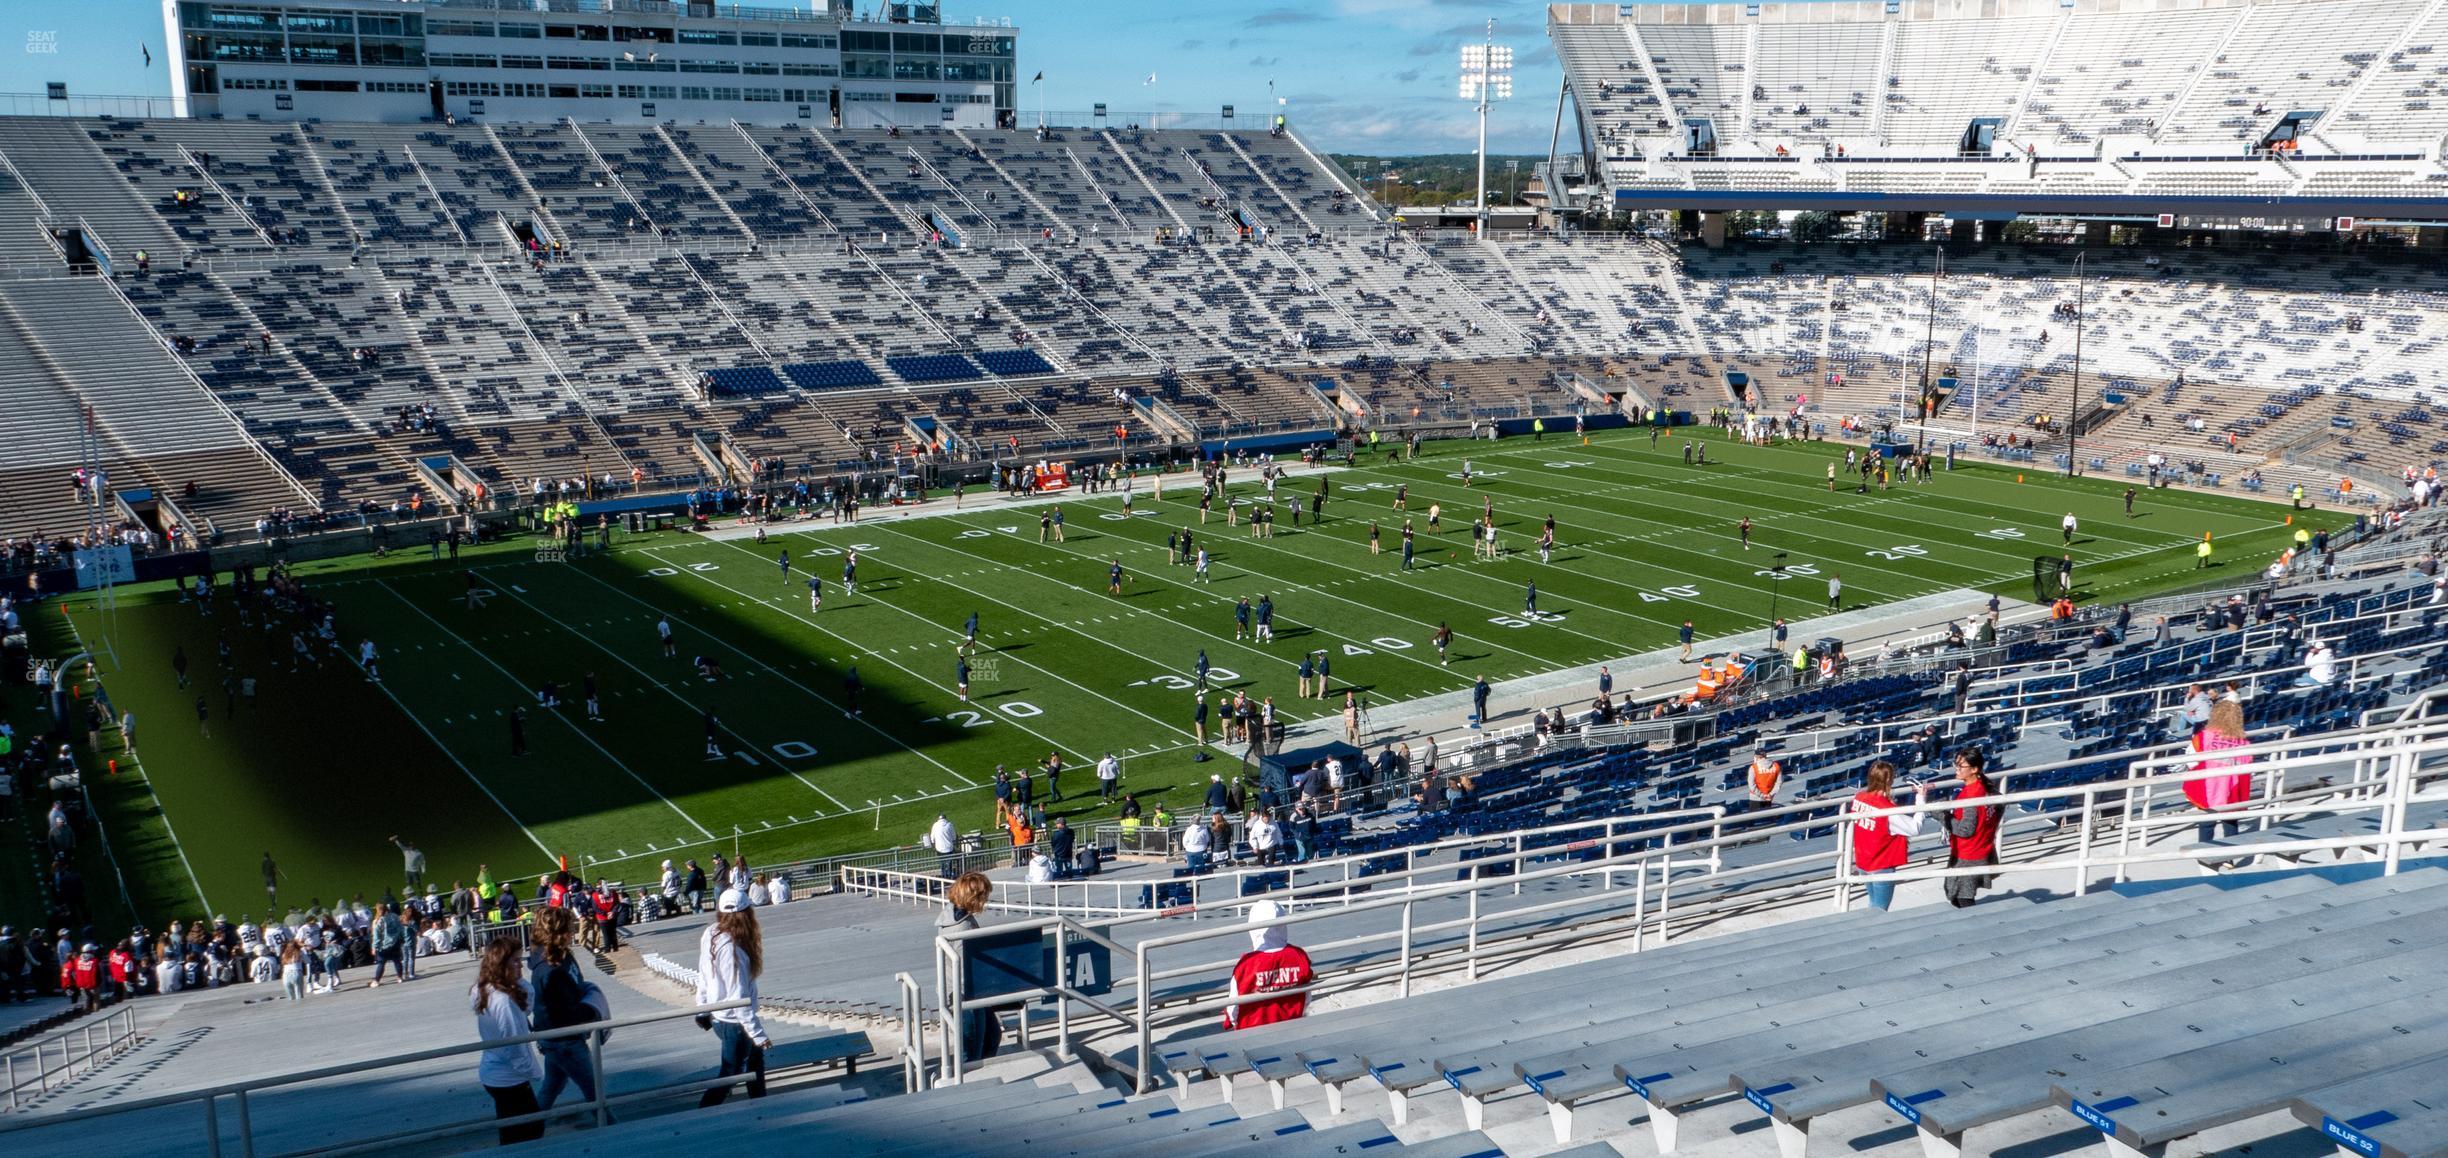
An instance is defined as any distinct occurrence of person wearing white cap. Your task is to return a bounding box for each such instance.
[1180,812,1213,874]
[658,860,679,919]
[694,889,770,1107]
[1224,900,1313,1029]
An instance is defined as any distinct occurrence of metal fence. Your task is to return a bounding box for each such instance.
[3,1008,141,1110]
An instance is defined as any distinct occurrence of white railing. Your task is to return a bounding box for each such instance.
[1837,719,2448,904]
[0,1000,749,1155]
[931,713,2448,1091]
[1970,593,2431,710]
[3,1007,140,1110]
[894,971,931,1093]
[850,800,1733,919]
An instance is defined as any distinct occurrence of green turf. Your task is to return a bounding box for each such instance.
[44,428,2314,923]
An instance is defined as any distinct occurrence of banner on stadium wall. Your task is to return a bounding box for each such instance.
[72,545,136,590]
[1033,463,1072,493]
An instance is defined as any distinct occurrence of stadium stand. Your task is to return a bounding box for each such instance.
[12,5,2448,1153]
[1561,0,2448,212]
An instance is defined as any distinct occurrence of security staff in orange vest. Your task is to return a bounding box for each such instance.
[1747,749,1784,813]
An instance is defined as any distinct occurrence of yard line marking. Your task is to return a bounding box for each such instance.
[638,546,1109,765]
[699,534,1206,740]
[548,556,976,786]
[57,609,219,916]
[487,576,852,812]
[374,579,716,839]
[902,511,1470,690]
[1525,436,2215,556]
[787,771,849,811]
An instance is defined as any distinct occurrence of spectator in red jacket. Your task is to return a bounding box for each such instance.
[107,941,134,1003]
[1848,761,1930,912]
[1944,750,2003,908]
[71,943,102,1014]
[1225,899,1314,1030]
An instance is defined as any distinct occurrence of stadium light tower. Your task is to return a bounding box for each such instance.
[1459,22,1513,230]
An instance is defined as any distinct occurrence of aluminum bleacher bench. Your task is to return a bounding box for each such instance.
[760,1028,877,1078]
[2288,1050,2448,1158]
[1196,893,1978,1119]
[1867,871,2448,1158]
[1526,871,2419,1147]
[2049,993,2448,1158]
[1745,870,2448,1157]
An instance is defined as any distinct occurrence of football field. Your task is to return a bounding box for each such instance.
[50,429,2310,921]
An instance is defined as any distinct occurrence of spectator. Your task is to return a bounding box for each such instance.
[926,812,958,877]
[1944,751,2002,909]
[591,879,621,951]
[2187,699,2256,852]
[1224,900,1313,1029]
[1847,760,1930,912]
[937,872,1002,1062]
[684,860,708,912]
[526,907,606,1120]
[1181,813,1213,873]
[1285,801,1318,864]
[470,937,544,1146]
[2178,684,2212,738]
[1247,810,1281,866]
[1047,817,1074,875]
[1746,747,1782,814]
[694,890,769,1108]
[279,941,305,1001]
[2298,639,2338,687]
[367,903,407,988]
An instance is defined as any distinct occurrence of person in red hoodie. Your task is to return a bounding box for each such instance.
[72,943,102,1014]
[107,940,134,1004]
[1943,750,2003,908]
[1848,760,1930,912]
[1224,899,1313,1029]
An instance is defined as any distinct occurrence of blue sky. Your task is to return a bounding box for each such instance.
[4,0,1562,155]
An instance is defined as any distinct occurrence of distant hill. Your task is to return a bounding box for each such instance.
[1329,153,1546,207]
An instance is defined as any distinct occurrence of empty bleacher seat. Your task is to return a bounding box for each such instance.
[705,367,787,397]
[782,360,884,391]
[975,348,1055,377]
[887,353,986,383]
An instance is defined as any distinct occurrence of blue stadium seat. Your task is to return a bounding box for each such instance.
[781,360,884,391]
[886,353,985,383]
[704,366,787,397]
[975,348,1055,377]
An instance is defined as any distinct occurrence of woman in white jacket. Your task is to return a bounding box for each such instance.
[695,889,771,1107]
[470,938,544,1145]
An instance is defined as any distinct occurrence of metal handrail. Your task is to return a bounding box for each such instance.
[894,972,929,1093]
[0,1000,750,1155]
[853,796,1735,919]
[3,1007,141,1110]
